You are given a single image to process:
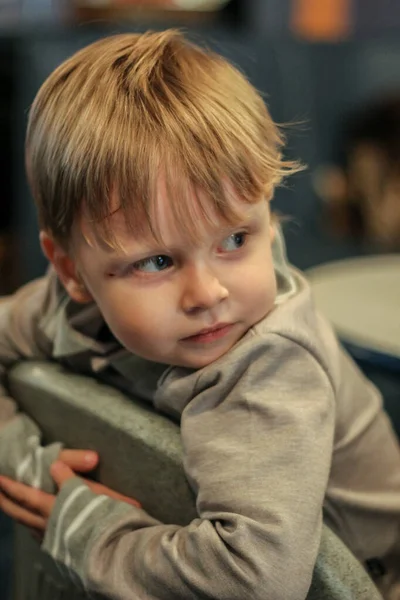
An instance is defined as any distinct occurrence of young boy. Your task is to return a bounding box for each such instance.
[0,29,399,600]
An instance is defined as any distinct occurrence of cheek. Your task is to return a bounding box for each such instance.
[229,263,275,318]
[244,257,276,315]
[239,247,276,293]
[249,269,276,307]
[95,284,171,346]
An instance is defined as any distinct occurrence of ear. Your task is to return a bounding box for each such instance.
[40,231,93,304]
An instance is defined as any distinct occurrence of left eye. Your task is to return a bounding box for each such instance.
[219,232,247,252]
[132,255,173,273]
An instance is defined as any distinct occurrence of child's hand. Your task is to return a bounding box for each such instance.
[0,447,99,531]
[0,475,52,531]
[0,461,141,534]
[50,460,142,509]
[58,448,100,471]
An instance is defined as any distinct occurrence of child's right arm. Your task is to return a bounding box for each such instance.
[0,274,65,493]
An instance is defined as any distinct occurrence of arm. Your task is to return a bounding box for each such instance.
[42,334,335,600]
[0,274,63,492]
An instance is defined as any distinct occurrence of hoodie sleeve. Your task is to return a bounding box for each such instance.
[42,333,335,600]
[0,274,63,493]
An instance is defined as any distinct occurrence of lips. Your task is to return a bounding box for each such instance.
[182,323,233,343]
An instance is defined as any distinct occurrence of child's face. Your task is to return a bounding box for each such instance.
[70,190,277,369]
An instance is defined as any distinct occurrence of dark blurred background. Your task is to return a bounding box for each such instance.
[0,1,399,598]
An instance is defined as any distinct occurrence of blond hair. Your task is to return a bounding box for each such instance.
[26,29,301,249]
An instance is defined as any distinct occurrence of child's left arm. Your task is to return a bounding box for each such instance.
[14,333,336,600]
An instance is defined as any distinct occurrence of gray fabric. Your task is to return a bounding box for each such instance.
[9,362,382,600]
[308,526,382,600]
[0,415,62,492]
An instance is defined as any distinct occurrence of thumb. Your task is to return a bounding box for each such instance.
[50,460,76,489]
[58,449,99,472]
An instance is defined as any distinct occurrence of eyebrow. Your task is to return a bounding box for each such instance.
[103,210,262,265]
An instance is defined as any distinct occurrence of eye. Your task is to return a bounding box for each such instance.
[219,232,247,252]
[132,255,173,273]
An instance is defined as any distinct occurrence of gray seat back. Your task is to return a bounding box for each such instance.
[8,361,382,600]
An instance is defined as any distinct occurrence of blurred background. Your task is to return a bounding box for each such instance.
[0,1,399,597]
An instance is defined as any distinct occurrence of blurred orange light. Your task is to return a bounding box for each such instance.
[291,0,351,41]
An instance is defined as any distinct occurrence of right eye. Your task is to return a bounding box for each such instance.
[218,231,247,253]
[131,255,174,273]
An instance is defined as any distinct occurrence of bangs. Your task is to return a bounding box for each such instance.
[85,139,272,251]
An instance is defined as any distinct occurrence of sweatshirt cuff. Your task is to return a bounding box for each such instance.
[0,413,63,493]
[42,476,139,584]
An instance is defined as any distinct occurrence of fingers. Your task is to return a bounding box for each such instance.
[83,478,141,508]
[0,476,55,519]
[58,449,99,472]
[0,492,46,529]
[50,461,77,489]
[51,462,141,508]
[0,489,47,531]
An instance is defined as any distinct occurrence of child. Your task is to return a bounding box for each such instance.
[0,29,399,600]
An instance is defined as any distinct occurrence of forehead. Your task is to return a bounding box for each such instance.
[78,184,266,254]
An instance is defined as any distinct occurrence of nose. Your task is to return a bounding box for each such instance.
[181,264,229,314]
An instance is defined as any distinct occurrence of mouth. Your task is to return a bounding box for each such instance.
[182,323,233,343]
